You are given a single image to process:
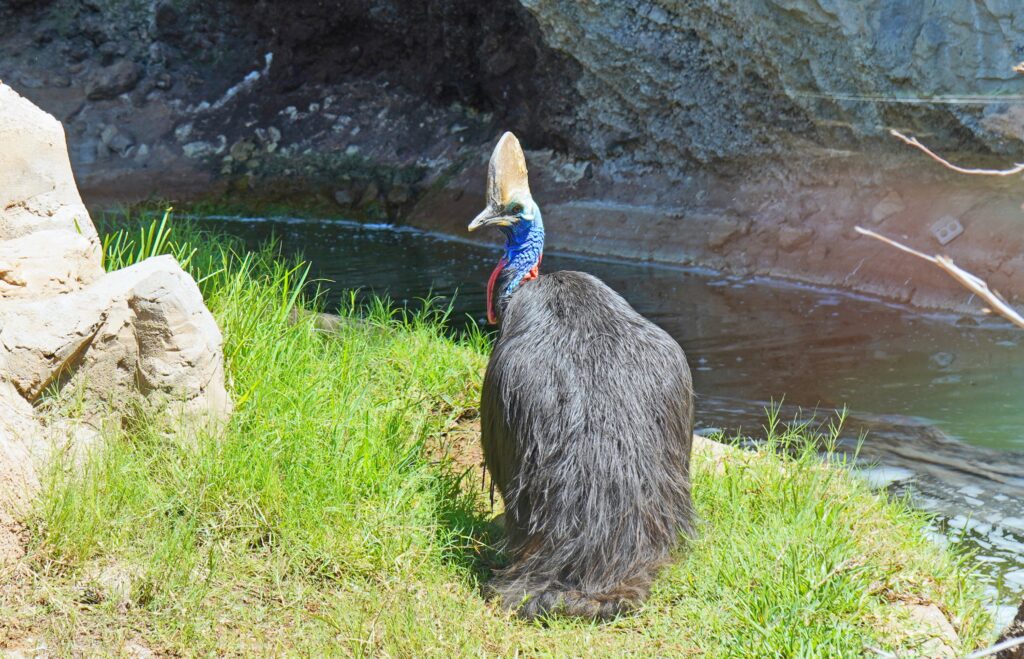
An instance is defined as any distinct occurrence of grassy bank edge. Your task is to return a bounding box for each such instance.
[0,214,993,656]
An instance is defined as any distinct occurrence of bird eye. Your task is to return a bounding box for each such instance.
[507,202,523,215]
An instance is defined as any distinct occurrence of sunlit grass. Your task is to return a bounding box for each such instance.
[0,214,992,656]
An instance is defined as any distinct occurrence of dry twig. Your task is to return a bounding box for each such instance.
[965,635,1024,659]
[889,129,1024,177]
[869,635,1024,659]
[855,226,1024,330]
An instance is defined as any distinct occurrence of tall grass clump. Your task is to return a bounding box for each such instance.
[1,212,991,656]
[100,207,197,272]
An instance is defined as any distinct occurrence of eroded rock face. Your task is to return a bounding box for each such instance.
[3,1,1024,312]
[519,0,1024,163]
[0,83,230,562]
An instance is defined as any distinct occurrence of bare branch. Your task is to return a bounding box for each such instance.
[855,226,937,263]
[855,226,1024,330]
[889,129,1024,176]
[966,635,1024,659]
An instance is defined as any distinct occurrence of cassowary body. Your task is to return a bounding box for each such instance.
[470,133,693,620]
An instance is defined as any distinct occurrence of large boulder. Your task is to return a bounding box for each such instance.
[0,83,230,562]
[0,255,229,415]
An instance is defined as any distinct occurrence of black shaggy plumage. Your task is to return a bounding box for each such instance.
[482,269,694,620]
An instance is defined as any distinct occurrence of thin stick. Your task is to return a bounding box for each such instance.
[855,226,937,263]
[889,129,1024,176]
[869,634,1024,658]
[855,227,1024,330]
[965,635,1024,659]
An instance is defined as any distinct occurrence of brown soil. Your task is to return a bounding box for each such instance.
[426,409,496,505]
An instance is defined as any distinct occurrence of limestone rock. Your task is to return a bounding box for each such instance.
[0,292,107,401]
[903,603,958,658]
[0,83,230,564]
[0,255,229,415]
[0,84,100,259]
[100,124,135,156]
[0,84,102,300]
[89,255,229,417]
[693,433,732,476]
[0,230,101,299]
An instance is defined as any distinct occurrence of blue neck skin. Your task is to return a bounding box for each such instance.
[497,202,545,300]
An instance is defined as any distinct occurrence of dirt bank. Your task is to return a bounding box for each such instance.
[2,0,1024,315]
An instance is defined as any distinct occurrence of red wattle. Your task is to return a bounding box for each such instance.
[521,253,542,283]
[486,256,507,325]
[485,254,542,325]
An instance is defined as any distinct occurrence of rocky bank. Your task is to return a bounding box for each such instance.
[3,1,1024,313]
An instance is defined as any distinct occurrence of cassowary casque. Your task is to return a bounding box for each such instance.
[469,132,694,620]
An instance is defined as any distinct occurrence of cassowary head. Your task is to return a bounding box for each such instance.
[468,132,545,324]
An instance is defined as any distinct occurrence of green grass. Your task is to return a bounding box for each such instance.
[0,215,992,656]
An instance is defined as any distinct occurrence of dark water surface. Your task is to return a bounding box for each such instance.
[200,216,1024,618]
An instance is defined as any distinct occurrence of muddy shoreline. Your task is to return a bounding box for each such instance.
[402,147,1024,317]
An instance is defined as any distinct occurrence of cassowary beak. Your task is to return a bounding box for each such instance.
[468,208,514,232]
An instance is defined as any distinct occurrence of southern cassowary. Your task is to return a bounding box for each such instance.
[468,132,694,620]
